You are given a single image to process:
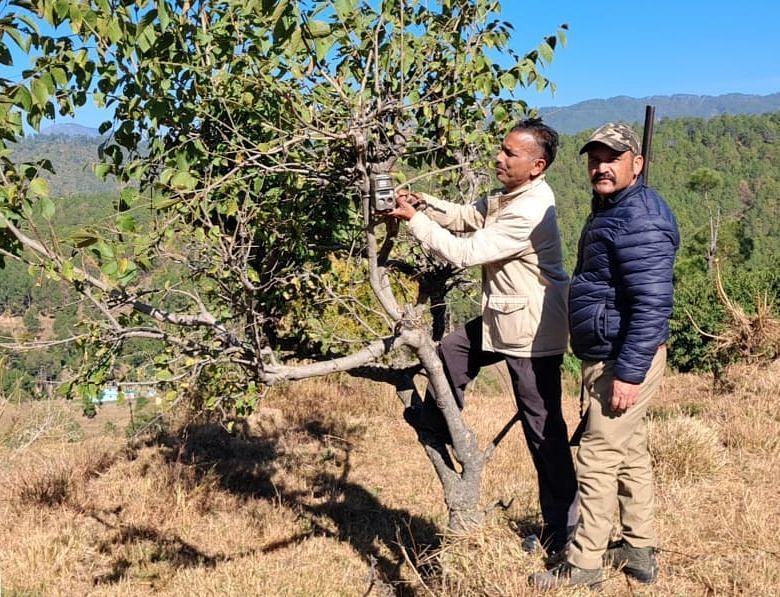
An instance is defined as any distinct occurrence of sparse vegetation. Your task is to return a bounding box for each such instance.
[1,363,779,595]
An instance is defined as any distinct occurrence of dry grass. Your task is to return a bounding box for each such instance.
[1,361,780,596]
[648,415,723,483]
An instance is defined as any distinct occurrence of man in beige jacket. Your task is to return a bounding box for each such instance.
[390,118,576,557]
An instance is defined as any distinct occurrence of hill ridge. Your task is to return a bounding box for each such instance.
[539,92,780,133]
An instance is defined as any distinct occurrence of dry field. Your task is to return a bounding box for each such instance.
[1,359,779,596]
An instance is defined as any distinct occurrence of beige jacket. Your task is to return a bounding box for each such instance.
[407,176,569,357]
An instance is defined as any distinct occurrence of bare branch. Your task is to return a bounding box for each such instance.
[260,332,408,385]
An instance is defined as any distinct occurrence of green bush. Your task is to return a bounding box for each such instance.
[670,266,780,372]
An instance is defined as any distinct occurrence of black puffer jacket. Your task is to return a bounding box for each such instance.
[569,177,680,384]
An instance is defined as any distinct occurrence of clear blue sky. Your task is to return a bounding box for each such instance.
[507,0,780,108]
[12,0,780,129]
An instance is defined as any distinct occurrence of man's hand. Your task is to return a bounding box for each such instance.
[610,378,640,413]
[389,190,424,221]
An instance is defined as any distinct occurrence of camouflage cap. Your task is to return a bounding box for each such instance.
[579,122,641,155]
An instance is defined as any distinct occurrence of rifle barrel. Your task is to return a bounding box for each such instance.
[641,105,655,183]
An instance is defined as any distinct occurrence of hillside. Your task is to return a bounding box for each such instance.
[39,123,102,138]
[539,92,780,134]
[2,110,779,397]
[9,133,118,197]
[1,362,779,595]
[12,92,780,197]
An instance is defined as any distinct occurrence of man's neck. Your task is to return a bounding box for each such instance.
[503,174,543,196]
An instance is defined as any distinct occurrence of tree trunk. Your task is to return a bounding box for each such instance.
[401,327,487,532]
[707,201,720,272]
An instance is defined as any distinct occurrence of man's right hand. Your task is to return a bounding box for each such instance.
[610,378,641,413]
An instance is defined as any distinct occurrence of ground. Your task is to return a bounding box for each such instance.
[1,360,779,596]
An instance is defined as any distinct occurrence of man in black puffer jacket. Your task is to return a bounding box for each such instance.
[532,122,679,591]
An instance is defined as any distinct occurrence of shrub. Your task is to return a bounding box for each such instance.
[670,265,780,373]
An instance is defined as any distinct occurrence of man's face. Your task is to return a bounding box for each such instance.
[495,130,546,192]
[586,143,643,197]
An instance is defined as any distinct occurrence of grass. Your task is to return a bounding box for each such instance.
[0,360,779,595]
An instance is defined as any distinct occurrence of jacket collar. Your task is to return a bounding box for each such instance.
[498,174,546,203]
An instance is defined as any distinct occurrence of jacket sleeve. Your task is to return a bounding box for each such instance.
[406,203,534,268]
[612,216,679,384]
[418,192,486,232]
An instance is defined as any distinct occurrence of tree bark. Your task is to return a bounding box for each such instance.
[401,326,487,531]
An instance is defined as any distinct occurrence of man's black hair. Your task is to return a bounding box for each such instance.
[511,118,559,169]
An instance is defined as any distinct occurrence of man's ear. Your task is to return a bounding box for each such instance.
[532,158,547,176]
[632,153,644,176]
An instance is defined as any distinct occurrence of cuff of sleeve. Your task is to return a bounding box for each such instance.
[407,211,428,234]
[613,366,646,385]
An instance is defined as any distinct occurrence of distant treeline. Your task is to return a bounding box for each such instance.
[2,111,779,397]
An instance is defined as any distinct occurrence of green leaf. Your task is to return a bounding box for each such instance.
[12,85,32,111]
[499,72,516,91]
[51,66,69,86]
[0,45,11,67]
[94,163,111,180]
[271,0,289,23]
[158,3,170,30]
[333,0,353,19]
[107,19,123,44]
[31,78,50,107]
[118,187,138,209]
[38,196,55,220]
[61,259,76,281]
[69,231,98,248]
[116,214,136,233]
[136,24,155,53]
[539,41,554,64]
[492,104,507,123]
[170,171,197,191]
[54,0,71,21]
[6,27,31,53]
[29,177,49,197]
[315,38,333,62]
[116,258,138,285]
[101,259,118,276]
[94,241,115,259]
[152,195,182,210]
[307,20,331,38]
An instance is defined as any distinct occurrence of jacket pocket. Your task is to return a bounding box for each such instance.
[593,303,607,343]
[486,294,533,348]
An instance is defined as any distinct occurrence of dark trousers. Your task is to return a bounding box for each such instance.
[417,317,578,549]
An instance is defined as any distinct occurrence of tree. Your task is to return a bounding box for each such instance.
[0,0,567,530]
[687,166,723,271]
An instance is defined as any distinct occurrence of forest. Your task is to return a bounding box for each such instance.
[3,110,779,398]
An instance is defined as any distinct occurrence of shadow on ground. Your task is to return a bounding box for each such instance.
[158,419,443,594]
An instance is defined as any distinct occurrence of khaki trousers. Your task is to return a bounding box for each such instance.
[567,346,666,570]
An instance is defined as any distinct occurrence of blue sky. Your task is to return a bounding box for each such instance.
[10,0,780,130]
[507,0,780,108]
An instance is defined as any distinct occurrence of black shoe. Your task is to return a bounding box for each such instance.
[529,561,602,591]
[544,546,567,569]
[603,540,658,584]
[520,533,568,568]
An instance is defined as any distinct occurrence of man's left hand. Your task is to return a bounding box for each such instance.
[610,379,640,413]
